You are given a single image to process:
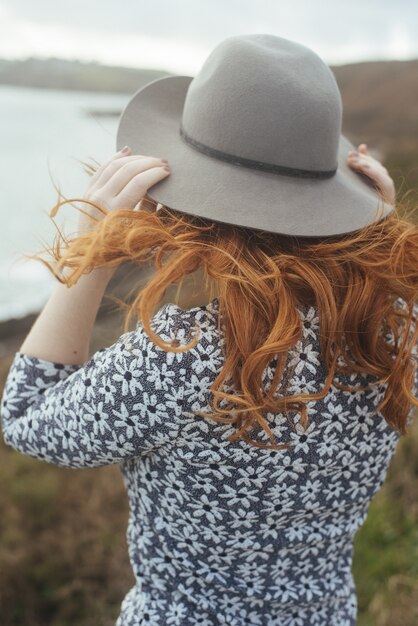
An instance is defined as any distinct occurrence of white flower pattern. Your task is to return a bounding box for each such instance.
[1,297,417,626]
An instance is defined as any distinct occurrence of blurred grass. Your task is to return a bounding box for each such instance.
[353,415,418,626]
[1,395,417,624]
[0,440,134,626]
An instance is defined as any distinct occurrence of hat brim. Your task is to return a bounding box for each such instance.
[116,75,394,237]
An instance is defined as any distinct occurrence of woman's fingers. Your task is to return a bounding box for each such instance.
[346,147,396,205]
[89,153,150,191]
[77,147,170,235]
[81,147,171,220]
[113,165,170,209]
[88,146,134,187]
[347,152,372,169]
[99,156,167,198]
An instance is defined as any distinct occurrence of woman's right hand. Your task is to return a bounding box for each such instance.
[347,143,396,206]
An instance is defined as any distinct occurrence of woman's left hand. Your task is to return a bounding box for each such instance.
[347,143,396,206]
[77,146,170,235]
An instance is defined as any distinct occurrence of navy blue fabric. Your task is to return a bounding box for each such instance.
[1,298,416,626]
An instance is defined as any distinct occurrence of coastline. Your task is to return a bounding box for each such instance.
[0,262,159,371]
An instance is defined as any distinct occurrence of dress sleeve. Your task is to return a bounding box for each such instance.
[0,304,194,468]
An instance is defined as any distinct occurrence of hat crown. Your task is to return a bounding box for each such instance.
[181,34,343,174]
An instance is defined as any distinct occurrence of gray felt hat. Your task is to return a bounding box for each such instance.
[116,33,394,237]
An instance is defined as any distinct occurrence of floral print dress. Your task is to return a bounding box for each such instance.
[1,297,416,626]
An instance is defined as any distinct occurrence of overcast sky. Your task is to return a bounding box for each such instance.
[1,0,417,74]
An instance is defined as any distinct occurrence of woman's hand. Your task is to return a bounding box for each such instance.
[347,143,396,206]
[77,145,170,235]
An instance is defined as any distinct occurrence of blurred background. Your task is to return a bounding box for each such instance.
[0,1,417,625]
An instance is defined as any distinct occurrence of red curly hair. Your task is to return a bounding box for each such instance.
[21,159,418,451]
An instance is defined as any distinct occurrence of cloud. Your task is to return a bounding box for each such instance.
[0,0,417,73]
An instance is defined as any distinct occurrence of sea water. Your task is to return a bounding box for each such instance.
[0,84,128,321]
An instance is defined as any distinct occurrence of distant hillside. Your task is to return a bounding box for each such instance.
[332,60,418,149]
[0,57,172,94]
[1,55,417,195]
[331,60,418,197]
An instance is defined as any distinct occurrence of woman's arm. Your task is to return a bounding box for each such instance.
[18,146,170,366]
[19,266,116,366]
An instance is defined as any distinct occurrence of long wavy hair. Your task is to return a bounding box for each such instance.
[22,159,418,450]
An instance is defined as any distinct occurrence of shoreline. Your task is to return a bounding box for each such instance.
[0,311,38,358]
[0,263,152,364]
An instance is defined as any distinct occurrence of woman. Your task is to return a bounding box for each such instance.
[1,34,417,626]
